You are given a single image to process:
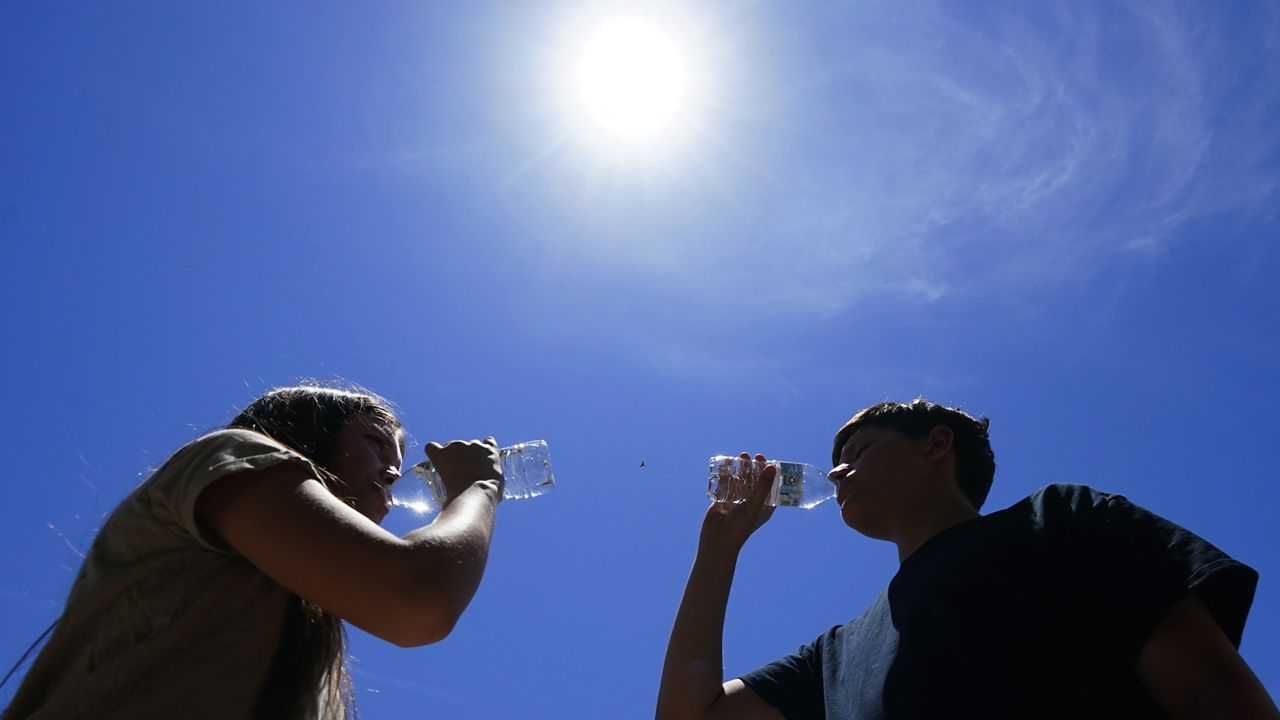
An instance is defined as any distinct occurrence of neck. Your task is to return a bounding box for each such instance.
[893,497,979,563]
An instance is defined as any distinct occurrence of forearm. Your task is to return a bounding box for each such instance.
[411,479,501,549]
[657,543,740,720]
[398,480,502,639]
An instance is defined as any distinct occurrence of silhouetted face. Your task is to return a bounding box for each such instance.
[828,426,931,539]
[328,418,404,524]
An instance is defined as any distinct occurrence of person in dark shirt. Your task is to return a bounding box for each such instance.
[656,399,1278,719]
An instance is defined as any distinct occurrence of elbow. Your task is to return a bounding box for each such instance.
[362,538,488,646]
[655,704,709,720]
[655,679,732,720]
[354,577,466,647]
[388,615,457,648]
[383,589,465,647]
[655,692,716,720]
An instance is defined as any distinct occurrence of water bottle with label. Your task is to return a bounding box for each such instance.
[706,455,834,509]
[393,440,554,516]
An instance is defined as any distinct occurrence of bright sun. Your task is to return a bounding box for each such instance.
[577,19,686,139]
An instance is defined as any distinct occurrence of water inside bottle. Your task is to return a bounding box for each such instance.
[390,462,443,515]
[389,440,553,514]
[391,496,434,515]
[705,455,833,508]
[707,455,779,505]
[501,440,554,499]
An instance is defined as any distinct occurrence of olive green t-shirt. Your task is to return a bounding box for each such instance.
[4,429,325,720]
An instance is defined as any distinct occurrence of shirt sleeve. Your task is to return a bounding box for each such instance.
[141,428,325,552]
[1080,489,1258,657]
[738,627,833,720]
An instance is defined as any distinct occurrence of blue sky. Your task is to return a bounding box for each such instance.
[2,1,1278,716]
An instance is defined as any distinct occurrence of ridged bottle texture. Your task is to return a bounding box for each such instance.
[707,455,834,509]
[393,440,553,515]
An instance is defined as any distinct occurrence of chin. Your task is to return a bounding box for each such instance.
[840,504,889,540]
[839,503,865,531]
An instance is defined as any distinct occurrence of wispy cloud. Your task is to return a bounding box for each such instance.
[465,1,1278,385]
[739,0,1280,310]
[516,1,1278,322]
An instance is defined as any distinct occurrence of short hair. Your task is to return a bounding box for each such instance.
[832,398,996,511]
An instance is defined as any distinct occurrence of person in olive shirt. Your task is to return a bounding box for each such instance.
[4,385,507,720]
[657,399,1277,719]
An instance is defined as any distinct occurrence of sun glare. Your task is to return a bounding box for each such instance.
[577,19,687,139]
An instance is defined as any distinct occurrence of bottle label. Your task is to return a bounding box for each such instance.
[776,462,804,507]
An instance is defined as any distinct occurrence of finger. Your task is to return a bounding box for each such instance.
[735,453,753,489]
[746,461,776,508]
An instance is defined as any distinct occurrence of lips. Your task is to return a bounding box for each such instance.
[376,493,393,523]
[366,482,393,524]
[835,482,850,508]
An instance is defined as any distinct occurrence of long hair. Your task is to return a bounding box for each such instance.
[228,383,402,720]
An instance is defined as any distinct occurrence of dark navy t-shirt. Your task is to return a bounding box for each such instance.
[739,484,1258,720]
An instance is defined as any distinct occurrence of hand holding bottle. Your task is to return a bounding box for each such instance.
[396,440,553,516]
[700,453,776,554]
[423,437,505,506]
[707,454,834,509]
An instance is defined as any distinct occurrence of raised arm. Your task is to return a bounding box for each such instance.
[1137,592,1279,720]
[656,455,784,720]
[196,438,504,647]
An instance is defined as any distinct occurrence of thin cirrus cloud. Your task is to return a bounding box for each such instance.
[571,1,1280,320]
[398,1,1277,377]
[755,2,1278,310]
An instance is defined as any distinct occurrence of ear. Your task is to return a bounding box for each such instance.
[924,425,954,463]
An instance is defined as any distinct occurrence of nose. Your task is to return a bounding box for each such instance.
[827,464,850,483]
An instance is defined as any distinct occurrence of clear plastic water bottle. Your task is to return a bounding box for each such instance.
[707,455,834,509]
[393,440,554,516]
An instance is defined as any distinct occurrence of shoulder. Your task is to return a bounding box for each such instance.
[974,484,1136,540]
[137,429,323,548]
[1024,483,1116,508]
[1004,483,1128,521]
[150,426,324,497]
[148,428,316,488]
[169,428,294,461]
